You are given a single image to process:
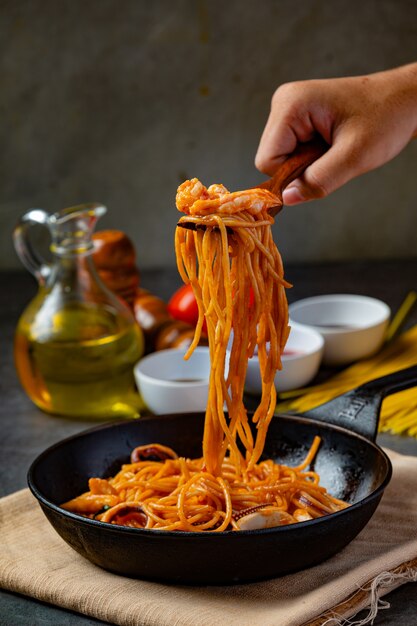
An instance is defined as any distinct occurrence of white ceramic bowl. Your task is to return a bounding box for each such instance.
[134,347,211,414]
[289,294,391,366]
[245,325,324,394]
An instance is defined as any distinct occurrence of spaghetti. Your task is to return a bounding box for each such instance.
[62,178,348,531]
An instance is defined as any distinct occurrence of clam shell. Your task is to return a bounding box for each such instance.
[293,509,313,522]
[235,506,294,530]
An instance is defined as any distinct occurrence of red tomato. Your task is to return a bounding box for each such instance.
[168,284,255,331]
[168,284,201,327]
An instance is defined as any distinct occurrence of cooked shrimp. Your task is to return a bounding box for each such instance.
[176,178,280,216]
[175,178,209,214]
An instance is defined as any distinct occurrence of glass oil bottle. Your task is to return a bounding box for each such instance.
[13,203,144,419]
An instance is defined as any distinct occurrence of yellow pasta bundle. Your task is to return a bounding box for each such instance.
[277,325,417,437]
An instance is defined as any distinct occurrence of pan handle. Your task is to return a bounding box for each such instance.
[303,364,417,441]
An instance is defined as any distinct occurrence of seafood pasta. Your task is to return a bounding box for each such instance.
[175,179,291,476]
[62,179,348,531]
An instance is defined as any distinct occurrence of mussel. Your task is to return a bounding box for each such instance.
[130,443,178,463]
[100,503,148,528]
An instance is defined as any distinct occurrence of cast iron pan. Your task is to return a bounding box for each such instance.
[28,365,417,585]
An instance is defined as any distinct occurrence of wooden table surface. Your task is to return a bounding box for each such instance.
[1,262,417,625]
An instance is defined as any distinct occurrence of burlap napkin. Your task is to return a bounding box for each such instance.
[1,449,417,626]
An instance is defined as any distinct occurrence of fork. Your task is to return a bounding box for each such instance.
[177,136,328,232]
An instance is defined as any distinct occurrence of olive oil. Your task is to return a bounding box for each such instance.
[13,203,144,420]
[15,302,144,419]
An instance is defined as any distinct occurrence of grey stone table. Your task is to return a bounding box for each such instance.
[1,263,417,626]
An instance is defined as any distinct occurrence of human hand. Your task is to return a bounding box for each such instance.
[255,64,417,205]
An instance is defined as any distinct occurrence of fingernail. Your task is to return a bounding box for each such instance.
[282,186,306,205]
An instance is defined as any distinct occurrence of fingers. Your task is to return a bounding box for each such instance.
[257,67,417,205]
[255,80,365,202]
[282,134,366,205]
[255,118,298,175]
[255,83,317,175]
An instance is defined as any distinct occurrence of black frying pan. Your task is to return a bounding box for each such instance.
[28,365,417,585]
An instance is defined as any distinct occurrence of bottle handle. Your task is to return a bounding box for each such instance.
[13,209,52,285]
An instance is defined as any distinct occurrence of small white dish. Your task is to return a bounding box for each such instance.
[245,325,324,394]
[134,347,211,414]
[289,294,390,366]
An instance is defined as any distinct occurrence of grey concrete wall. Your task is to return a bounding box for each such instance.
[1,0,416,272]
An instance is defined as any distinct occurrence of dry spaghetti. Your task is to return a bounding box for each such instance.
[62,178,348,531]
[278,323,417,437]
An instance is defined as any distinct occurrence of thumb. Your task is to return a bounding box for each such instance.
[282,138,363,205]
